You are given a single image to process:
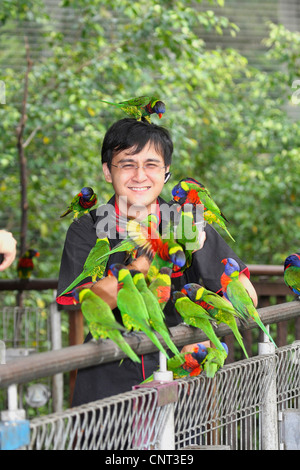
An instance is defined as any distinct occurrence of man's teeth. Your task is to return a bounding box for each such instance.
[130,187,149,191]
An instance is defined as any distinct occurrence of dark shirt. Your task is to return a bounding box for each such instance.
[57,195,249,405]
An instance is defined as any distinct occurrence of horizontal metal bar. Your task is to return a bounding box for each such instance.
[0,301,299,389]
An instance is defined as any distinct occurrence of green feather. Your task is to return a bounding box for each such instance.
[116,267,169,358]
[60,237,110,296]
[226,275,277,348]
[190,284,249,359]
[132,271,180,358]
[78,289,140,363]
[174,293,226,352]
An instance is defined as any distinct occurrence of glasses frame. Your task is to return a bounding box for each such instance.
[110,162,167,173]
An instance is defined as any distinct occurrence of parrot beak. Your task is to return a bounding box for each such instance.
[181,288,188,295]
[35,252,40,257]
[221,259,227,265]
[158,113,163,119]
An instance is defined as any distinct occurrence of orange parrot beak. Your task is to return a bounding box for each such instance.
[158,113,163,119]
[221,259,227,265]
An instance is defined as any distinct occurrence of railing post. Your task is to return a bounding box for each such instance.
[50,297,64,412]
[153,352,175,450]
[0,341,30,450]
[258,328,279,450]
[133,352,178,450]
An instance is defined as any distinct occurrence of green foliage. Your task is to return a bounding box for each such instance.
[0,1,299,299]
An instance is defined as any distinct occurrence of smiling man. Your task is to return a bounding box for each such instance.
[56,118,256,407]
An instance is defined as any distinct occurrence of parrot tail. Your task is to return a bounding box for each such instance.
[110,331,141,363]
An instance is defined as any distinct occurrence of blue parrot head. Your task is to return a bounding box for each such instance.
[172,290,186,303]
[80,187,94,201]
[152,100,166,118]
[222,258,240,276]
[108,263,127,279]
[284,253,300,270]
[183,283,202,301]
[192,343,208,363]
[171,182,187,200]
[26,249,40,259]
[169,248,186,268]
[72,288,80,304]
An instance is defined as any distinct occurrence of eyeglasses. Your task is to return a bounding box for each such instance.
[111,162,166,174]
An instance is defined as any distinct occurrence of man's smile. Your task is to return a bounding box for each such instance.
[128,186,151,192]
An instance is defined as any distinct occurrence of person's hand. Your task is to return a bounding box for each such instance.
[0,230,17,271]
[191,229,206,253]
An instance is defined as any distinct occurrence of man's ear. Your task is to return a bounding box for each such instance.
[102,163,112,183]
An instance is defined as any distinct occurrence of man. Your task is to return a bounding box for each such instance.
[57,118,257,405]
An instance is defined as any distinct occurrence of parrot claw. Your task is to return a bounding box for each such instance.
[124,331,143,343]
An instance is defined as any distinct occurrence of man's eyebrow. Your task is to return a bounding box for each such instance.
[115,156,162,163]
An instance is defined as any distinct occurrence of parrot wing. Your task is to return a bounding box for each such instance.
[227,279,277,347]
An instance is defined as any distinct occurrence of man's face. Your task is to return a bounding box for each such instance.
[102,142,169,218]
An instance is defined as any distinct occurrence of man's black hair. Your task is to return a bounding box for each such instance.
[101,118,173,169]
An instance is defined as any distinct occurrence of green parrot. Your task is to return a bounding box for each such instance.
[172,178,235,242]
[100,96,166,123]
[109,264,169,359]
[131,270,180,358]
[60,187,97,219]
[148,267,173,311]
[174,206,203,270]
[142,343,208,383]
[184,282,249,359]
[60,237,110,296]
[75,288,141,363]
[172,291,226,353]
[146,251,174,284]
[221,257,277,348]
[283,253,300,297]
[202,343,228,378]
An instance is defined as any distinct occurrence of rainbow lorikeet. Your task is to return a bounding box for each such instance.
[284,253,300,297]
[173,205,204,271]
[60,237,110,296]
[60,187,97,219]
[142,343,209,383]
[109,264,169,359]
[171,177,235,242]
[100,96,166,123]
[202,343,228,378]
[95,214,185,275]
[17,249,40,279]
[74,288,140,363]
[221,258,277,347]
[127,217,186,269]
[131,270,180,358]
[183,282,249,359]
[148,267,172,311]
[172,291,226,353]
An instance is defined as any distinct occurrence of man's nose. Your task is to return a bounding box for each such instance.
[133,166,148,181]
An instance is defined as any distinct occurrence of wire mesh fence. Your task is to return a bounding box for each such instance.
[26,341,300,450]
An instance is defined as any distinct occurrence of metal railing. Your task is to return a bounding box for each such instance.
[26,341,300,450]
[0,301,299,450]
